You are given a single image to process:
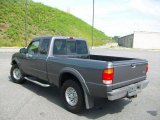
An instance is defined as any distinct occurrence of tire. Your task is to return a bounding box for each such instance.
[10,64,26,84]
[61,79,85,113]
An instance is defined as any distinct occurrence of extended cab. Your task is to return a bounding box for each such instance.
[10,36,149,113]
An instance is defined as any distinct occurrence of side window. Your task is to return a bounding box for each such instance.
[53,39,66,55]
[28,41,40,55]
[67,41,76,54]
[39,39,51,55]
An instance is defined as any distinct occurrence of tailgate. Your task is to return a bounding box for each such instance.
[112,59,147,89]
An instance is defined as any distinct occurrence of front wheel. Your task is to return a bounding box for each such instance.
[61,80,85,113]
[10,64,26,84]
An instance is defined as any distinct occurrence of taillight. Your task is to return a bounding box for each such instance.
[146,64,148,73]
[102,68,114,85]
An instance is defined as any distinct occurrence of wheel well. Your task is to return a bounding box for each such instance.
[12,60,17,65]
[59,72,93,109]
[59,72,82,89]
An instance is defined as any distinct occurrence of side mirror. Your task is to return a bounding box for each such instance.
[19,48,27,54]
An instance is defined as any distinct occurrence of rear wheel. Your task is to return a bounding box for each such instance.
[61,80,85,113]
[10,64,26,84]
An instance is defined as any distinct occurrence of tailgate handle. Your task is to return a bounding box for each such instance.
[131,63,136,68]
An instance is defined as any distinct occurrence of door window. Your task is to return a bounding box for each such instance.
[39,39,51,55]
[27,41,40,55]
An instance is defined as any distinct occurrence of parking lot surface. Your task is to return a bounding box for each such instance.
[0,48,159,120]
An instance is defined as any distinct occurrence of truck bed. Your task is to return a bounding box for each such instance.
[89,54,147,89]
[70,54,134,61]
[89,55,134,61]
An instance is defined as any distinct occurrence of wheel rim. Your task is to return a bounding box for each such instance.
[13,68,22,80]
[65,87,78,106]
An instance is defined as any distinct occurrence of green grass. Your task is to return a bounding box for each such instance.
[0,0,112,47]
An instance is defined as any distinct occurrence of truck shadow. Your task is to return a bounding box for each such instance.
[9,77,130,119]
[79,98,130,119]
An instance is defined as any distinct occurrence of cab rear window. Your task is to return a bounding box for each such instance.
[67,41,76,54]
[53,39,66,55]
[76,40,88,54]
[53,39,88,55]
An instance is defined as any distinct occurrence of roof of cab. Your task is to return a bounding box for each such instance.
[32,36,86,41]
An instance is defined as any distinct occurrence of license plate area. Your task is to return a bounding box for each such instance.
[127,84,141,97]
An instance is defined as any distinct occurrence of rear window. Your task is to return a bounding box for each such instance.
[53,39,88,55]
[53,39,66,55]
[76,40,88,54]
[67,41,76,54]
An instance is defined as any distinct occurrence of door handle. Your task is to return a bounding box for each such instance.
[131,63,136,68]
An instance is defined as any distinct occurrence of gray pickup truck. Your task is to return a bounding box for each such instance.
[10,36,149,113]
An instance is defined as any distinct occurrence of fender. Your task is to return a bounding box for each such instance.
[59,67,90,94]
[11,57,25,74]
[11,57,20,66]
[59,67,94,109]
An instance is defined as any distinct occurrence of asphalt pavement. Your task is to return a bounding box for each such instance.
[0,49,160,120]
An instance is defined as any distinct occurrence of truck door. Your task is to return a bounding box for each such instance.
[22,40,40,76]
[35,38,51,81]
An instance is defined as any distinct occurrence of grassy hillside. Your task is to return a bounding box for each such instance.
[0,0,112,46]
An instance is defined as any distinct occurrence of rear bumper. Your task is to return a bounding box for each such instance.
[107,80,149,100]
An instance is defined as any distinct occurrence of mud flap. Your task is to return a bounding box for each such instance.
[84,92,94,109]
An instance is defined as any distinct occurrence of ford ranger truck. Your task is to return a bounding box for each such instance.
[10,36,149,113]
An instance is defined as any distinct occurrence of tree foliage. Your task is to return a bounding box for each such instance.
[0,0,112,46]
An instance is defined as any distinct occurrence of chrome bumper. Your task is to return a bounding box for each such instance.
[107,80,149,100]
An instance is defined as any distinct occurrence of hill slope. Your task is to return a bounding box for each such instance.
[0,0,112,46]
